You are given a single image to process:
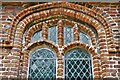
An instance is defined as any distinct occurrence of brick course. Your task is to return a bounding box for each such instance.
[0,1,120,80]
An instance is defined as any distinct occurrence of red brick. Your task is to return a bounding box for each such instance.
[0,2,120,79]
[2,72,17,75]
[1,59,10,63]
[114,65,120,68]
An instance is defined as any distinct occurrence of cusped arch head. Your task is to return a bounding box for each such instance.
[25,19,95,46]
[62,42,96,56]
[10,1,113,40]
[10,1,116,52]
[24,40,59,57]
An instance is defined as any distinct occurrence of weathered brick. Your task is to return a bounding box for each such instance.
[2,72,17,75]
[0,1,119,79]
[1,59,10,63]
[11,67,18,71]
[4,63,19,67]
[114,65,120,68]
[0,68,5,71]
[5,56,19,59]
[0,64,3,67]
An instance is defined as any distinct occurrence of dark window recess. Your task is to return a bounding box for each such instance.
[110,52,120,54]
[109,23,116,27]
[6,18,12,21]
[101,12,107,16]
[113,30,119,32]
[88,5,93,9]
[117,9,120,13]
[110,14,116,17]
[117,14,120,16]
[114,36,120,38]
[109,52,117,54]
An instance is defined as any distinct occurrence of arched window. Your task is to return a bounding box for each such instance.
[28,22,93,79]
[48,26,58,44]
[30,26,91,46]
[28,48,56,80]
[31,30,42,42]
[79,32,91,45]
[64,26,74,44]
[65,48,93,80]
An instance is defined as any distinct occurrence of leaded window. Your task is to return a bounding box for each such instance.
[65,48,93,80]
[64,27,74,44]
[28,48,56,80]
[31,30,42,42]
[80,32,91,45]
[48,26,58,44]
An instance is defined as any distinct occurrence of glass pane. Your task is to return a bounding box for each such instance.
[64,27,74,44]
[30,48,55,59]
[31,30,42,42]
[29,48,56,80]
[80,32,91,45]
[48,26,58,44]
[65,48,93,80]
[65,48,90,59]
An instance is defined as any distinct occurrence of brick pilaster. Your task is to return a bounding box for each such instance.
[57,20,64,47]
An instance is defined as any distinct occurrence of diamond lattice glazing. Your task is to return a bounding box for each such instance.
[65,48,93,80]
[29,48,56,80]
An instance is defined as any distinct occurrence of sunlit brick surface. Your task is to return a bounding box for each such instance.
[0,1,119,80]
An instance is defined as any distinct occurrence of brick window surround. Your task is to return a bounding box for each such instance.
[0,1,119,80]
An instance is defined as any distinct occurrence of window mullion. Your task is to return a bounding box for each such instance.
[57,20,64,47]
[42,22,48,39]
[73,23,79,41]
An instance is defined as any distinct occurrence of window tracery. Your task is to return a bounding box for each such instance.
[29,48,56,80]
[65,48,93,80]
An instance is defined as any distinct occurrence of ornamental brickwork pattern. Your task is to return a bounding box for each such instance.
[0,1,120,80]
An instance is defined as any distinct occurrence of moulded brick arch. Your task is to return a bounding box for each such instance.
[10,2,115,79]
[62,41,96,56]
[11,8,111,55]
[12,8,109,50]
[10,7,116,53]
[8,2,116,51]
[24,40,59,56]
[10,7,110,79]
[9,1,114,37]
[25,19,96,47]
[25,23,42,45]
[25,19,59,46]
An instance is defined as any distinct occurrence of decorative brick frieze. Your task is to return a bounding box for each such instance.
[12,10,103,48]
[24,19,96,48]
[6,4,115,50]
[1,1,119,80]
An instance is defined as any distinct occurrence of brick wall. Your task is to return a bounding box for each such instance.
[96,3,120,52]
[0,1,119,80]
